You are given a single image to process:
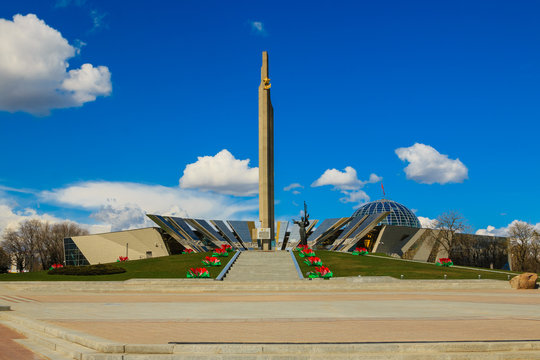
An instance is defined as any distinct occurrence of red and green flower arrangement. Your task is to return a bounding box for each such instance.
[221,244,232,251]
[213,248,229,257]
[49,263,63,270]
[202,256,221,266]
[436,258,453,267]
[303,256,323,266]
[187,267,210,278]
[307,266,333,279]
[298,248,315,258]
[352,247,369,256]
[182,248,194,254]
[117,256,128,262]
[295,244,309,252]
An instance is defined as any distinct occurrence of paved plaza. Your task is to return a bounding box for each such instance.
[0,278,539,359]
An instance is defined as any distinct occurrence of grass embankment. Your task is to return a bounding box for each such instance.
[0,252,229,281]
[294,250,521,280]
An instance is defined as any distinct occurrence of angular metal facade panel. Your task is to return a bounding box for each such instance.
[286,222,301,249]
[337,212,390,252]
[228,221,255,249]
[212,220,244,249]
[168,217,200,241]
[308,217,352,248]
[275,221,289,250]
[335,215,368,240]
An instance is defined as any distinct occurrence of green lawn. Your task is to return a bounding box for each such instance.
[294,250,522,280]
[0,252,232,281]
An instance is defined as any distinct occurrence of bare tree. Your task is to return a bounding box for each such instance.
[2,219,89,271]
[48,222,88,265]
[508,221,540,272]
[3,228,31,272]
[0,246,10,273]
[432,211,471,258]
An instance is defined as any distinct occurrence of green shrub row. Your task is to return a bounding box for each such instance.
[48,264,126,276]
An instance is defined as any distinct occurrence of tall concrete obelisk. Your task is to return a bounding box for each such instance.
[258,51,274,250]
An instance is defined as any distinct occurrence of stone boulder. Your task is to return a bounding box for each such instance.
[510,273,538,289]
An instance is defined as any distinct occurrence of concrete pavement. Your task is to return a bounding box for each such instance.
[0,279,539,359]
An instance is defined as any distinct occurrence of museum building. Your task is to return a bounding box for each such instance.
[64,198,510,269]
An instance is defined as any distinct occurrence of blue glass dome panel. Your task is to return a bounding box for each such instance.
[352,199,421,228]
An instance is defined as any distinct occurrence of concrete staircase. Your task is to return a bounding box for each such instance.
[224,251,299,281]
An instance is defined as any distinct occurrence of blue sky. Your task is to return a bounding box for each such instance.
[0,0,538,235]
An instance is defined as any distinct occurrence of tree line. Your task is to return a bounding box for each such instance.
[0,215,538,273]
[431,211,540,272]
[0,219,88,273]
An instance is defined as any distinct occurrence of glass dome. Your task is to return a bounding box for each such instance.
[352,199,421,228]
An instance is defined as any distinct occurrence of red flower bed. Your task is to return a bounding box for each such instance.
[307,266,333,279]
[303,256,323,266]
[352,247,369,255]
[187,267,210,278]
[299,248,315,258]
[221,244,232,251]
[213,248,229,257]
[202,256,221,266]
[49,263,63,270]
[436,258,453,267]
[296,244,309,252]
[182,248,194,254]
[117,256,128,262]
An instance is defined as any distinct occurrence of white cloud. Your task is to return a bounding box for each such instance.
[41,180,258,231]
[0,202,59,234]
[250,21,267,35]
[91,204,151,232]
[312,167,381,208]
[476,220,540,237]
[89,10,107,32]
[0,14,111,115]
[395,143,468,185]
[312,167,381,191]
[179,149,258,196]
[339,190,370,209]
[55,0,87,8]
[0,200,108,236]
[62,63,111,103]
[284,183,303,194]
[2,149,260,233]
[418,216,436,229]
[475,225,508,237]
[312,166,361,190]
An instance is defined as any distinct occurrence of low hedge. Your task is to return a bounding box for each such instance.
[48,264,126,276]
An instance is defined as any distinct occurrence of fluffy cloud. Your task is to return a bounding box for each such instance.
[179,150,259,196]
[395,143,468,185]
[1,150,260,233]
[55,0,87,7]
[91,204,152,232]
[0,200,108,236]
[62,63,111,103]
[250,21,267,35]
[284,183,303,195]
[417,216,437,229]
[476,220,540,237]
[312,167,381,191]
[0,202,60,234]
[339,190,370,209]
[312,166,360,190]
[0,14,111,115]
[312,167,382,207]
[89,10,107,32]
[284,183,303,191]
[41,181,258,231]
